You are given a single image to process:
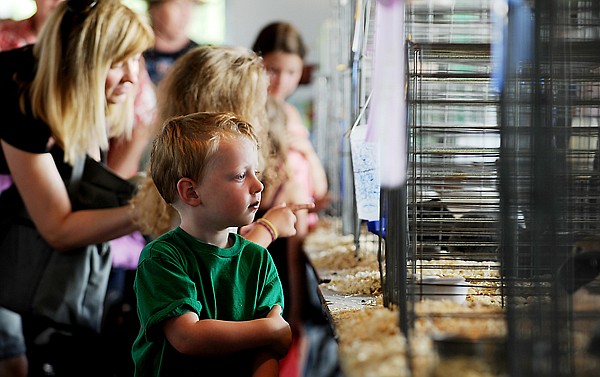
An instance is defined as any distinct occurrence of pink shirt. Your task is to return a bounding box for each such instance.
[284,103,319,227]
[0,18,37,51]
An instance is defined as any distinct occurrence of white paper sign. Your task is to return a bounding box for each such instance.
[351,124,380,221]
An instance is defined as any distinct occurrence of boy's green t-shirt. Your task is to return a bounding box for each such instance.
[132,227,284,376]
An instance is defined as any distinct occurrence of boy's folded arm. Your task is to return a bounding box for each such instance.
[163,306,292,357]
[264,304,293,357]
[251,348,280,377]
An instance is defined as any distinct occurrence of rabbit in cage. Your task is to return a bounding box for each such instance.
[557,238,600,294]
[409,198,455,253]
[447,211,500,258]
[561,240,600,361]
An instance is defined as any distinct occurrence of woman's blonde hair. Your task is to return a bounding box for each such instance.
[133,45,277,236]
[27,0,154,164]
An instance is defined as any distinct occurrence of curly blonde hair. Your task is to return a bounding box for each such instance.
[132,45,285,237]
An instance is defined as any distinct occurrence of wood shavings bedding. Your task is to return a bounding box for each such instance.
[325,267,382,296]
[308,245,378,272]
[305,220,510,377]
[333,307,435,377]
[332,303,505,377]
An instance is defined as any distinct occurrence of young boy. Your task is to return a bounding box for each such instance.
[132,112,292,376]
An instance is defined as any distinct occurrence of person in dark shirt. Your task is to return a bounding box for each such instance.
[0,1,153,375]
[143,0,201,84]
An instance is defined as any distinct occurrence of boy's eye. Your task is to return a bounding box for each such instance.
[236,172,246,180]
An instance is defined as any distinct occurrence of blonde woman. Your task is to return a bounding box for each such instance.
[0,0,153,375]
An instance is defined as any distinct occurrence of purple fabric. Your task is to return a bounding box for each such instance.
[110,231,146,270]
[0,174,12,193]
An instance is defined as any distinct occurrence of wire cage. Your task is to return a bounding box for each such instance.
[401,2,508,374]
[322,0,600,375]
[339,0,509,373]
[500,0,600,376]
[391,0,600,375]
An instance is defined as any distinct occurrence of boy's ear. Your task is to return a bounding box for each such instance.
[176,177,201,206]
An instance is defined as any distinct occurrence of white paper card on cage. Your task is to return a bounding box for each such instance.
[350,123,380,221]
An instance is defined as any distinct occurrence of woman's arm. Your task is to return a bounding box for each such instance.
[2,141,137,251]
[163,305,292,358]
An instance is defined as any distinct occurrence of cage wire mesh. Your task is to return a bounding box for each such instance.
[320,0,600,375]
[313,0,357,234]
[393,0,600,375]
[341,0,509,373]
[400,1,508,375]
[500,0,600,376]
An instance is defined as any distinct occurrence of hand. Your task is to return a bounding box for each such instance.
[265,305,292,358]
[312,193,331,213]
[262,203,314,238]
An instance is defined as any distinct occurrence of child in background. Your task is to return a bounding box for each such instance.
[132,112,292,376]
[256,98,313,333]
[143,0,201,85]
[252,21,330,227]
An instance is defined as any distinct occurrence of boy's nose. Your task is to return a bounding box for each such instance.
[253,177,264,194]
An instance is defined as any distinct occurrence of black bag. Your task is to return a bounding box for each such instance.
[68,155,136,211]
[0,155,136,331]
